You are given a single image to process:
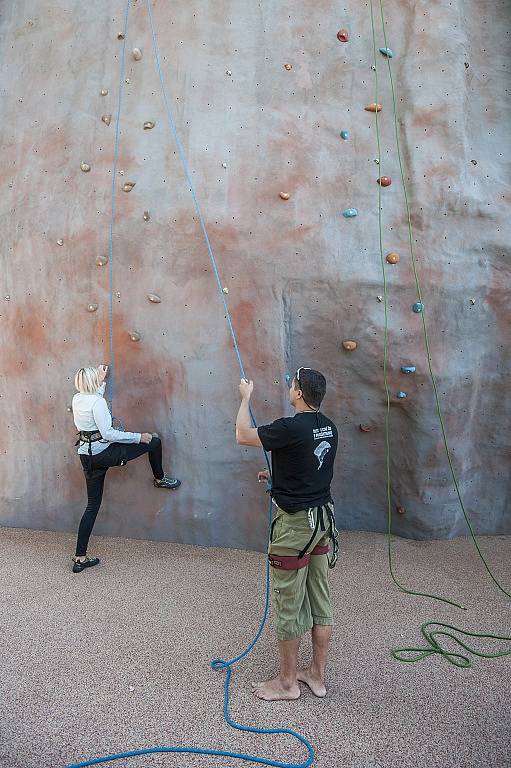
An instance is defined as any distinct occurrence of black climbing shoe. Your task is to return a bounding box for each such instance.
[72,556,100,574]
[153,474,181,490]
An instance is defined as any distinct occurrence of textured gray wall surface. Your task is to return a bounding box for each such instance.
[1,1,510,549]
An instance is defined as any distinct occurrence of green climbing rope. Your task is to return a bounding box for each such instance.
[368,0,511,665]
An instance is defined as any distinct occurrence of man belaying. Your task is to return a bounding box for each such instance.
[71,364,181,573]
[236,368,339,701]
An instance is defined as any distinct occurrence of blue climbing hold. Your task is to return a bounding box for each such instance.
[379,47,394,58]
[401,366,416,375]
[342,208,358,218]
[397,391,407,399]
[412,302,424,314]
[340,130,349,140]
[285,373,291,384]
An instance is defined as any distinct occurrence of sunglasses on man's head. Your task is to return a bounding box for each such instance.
[291,367,312,387]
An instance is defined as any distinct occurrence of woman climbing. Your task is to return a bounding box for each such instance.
[71,364,181,573]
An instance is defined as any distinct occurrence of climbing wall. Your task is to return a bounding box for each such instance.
[1,0,510,550]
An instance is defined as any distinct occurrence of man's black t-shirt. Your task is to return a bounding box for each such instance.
[257,411,338,513]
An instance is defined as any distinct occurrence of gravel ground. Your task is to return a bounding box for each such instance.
[1,526,510,768]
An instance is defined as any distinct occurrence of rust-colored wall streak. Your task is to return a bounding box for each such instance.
[1,1,510,549]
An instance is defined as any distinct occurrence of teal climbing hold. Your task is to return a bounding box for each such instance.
[340,130,349,140]
[379,47,394,58]
[412,302,424,314]
[397,391,407,399]
[342,208,358,218]
[401,366,416,375]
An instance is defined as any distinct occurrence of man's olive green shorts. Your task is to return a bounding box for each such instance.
[269,505,334,641]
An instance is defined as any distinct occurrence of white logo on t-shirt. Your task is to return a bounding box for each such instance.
[314,440,331,470]
[313,426,333,440]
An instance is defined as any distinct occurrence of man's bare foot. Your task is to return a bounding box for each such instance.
[296,669,327,698]
[251,678,301,701]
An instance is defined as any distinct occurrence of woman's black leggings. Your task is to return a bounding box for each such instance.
[75,437,164,556]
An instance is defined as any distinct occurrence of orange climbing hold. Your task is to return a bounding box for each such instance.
[386,252,400,264]
[283,63,292,71]
[279,192,290,200]
[342,340,357,351]
[365,103,382,113]
[396,505,405,515]
[359,424,372,433]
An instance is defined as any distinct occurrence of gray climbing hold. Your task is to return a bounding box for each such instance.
[143,211,150,221]
[132,48,142,61]
[412,302,424,314]
[379,47,394,58]
[96,254,108,266]
[102,114,112,126]
[226,69,232,76]
[377,295,383,302]
[87,303,98,313]
[80,162,91,172]
[143,121,155,130]
[117,32,125,40]
[469,298,476,305]
[56,239,64,246]
[147,293,161,303]
[401,366,416,375]
[396,391,407,399]
[100,88,108,96]
[222,287,229,294]
[342,208,358,218]
[122,182,136,192]
[115,291,121,299]
[340,130,349,140]
[129,331,141,342]
[371,65,376,71]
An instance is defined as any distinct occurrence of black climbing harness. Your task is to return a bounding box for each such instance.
[75,430,107,476]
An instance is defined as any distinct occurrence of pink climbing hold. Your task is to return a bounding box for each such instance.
[377,176,392,187]
[337,29,349,43]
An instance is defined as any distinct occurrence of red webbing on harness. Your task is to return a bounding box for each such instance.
[268,544,330,571]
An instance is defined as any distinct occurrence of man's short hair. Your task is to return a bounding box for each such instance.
[295,368,327,409]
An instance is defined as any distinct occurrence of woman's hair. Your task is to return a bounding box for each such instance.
[75,366,101,394]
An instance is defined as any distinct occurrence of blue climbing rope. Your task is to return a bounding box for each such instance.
[66,1,312,766]
[106,0,131,408]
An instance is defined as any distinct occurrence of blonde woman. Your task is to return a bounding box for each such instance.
[72,365,180,573]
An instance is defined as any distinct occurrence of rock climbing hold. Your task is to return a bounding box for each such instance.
[66,406,72,413]
[226,70,232,76]
[342,208,358,218]
[469,298,476,305]
[374,158,380,164]
[396,505,405,515]
[412,302,424,314]
[396,391,407,399]
[365,103,382,113]
[285,373,291,384]
[143,121,155,130]
[340,130,349,140]
[371,65,376,71]
[87,303,98,313]
[342,340,357,351]
[122,182,136,192]
[147,293,161,303]
[125,78,130,84]
[337,29,349,42]
[117,32,125,40]
[379,47,394,58]
[386,252,400,264]
[377,176,392,187]
[284,63,292,71]
[222,287,229,294]
[471,159,477,166]
[359,424,372,433]
[221,162,227,168]
[401,366,416,375]
[464,62,470,69]
[132,48,142,61]
[56,239,64,246]
[119,170,124,176]
[80,162,91,172]
[279,192,290,200]
[96,254,108,266]
[273,379,280,386]
[143,211,150,221]
[102,114,112,126]
[100,88,108,96]
[115,292,121,299]
[377,295,383,302]
[129,331,141,342]
[4,295,10,301]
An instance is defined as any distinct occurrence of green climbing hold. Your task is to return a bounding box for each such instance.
[340,130,349,140]
[379,47,393,58]
[412,302,424,314]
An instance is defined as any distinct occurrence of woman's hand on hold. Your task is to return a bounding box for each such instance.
[141,433,153,444]
[239,378,254,401]
[97,364,109,383]
[258,470,270,483]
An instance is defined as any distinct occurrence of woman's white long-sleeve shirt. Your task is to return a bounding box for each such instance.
[72,383,141,455]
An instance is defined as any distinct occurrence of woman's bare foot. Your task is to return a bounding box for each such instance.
[251,678,301,701]
[296,669,327,698]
